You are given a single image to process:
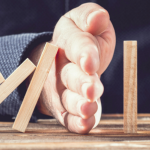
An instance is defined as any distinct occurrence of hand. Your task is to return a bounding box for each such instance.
[29,3,116,134]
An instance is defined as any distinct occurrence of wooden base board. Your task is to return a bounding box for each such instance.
[1,114,150,150]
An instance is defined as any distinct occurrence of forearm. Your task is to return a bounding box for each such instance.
[0,32,53,121]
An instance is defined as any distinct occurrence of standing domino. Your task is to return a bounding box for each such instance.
[124,41,137,133]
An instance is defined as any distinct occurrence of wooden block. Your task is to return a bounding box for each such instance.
[0,73,5,84]
[13,43,58,132]
[0,59,36,104]
[124,41,137,133]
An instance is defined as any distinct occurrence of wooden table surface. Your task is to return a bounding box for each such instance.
[1,114,150,150]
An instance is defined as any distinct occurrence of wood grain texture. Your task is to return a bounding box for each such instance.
[13,43,58,133]
[0,59,36,104]
[1,142,150,150]
[1,114,150,150]
[124,41,137,133]
[0,73,5,84]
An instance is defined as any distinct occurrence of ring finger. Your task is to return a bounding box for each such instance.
[62,89,98,119]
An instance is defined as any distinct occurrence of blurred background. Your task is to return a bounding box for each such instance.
[0,0,150,114]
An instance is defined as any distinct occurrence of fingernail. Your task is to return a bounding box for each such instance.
[81,82,92,98]
[87,10,100,26]
[81,82,103,101]
[80,56,88,74]
[87,9,107,26]
[80,51,99,75]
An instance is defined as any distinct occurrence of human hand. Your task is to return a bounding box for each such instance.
[30,3,116,134]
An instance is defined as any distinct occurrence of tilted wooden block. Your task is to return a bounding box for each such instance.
[0,73,5,84]
[124,41,137,133]
[0,59,36,104]
[13,43,58,132]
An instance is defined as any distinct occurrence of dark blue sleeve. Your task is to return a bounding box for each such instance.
[0,32,53,122]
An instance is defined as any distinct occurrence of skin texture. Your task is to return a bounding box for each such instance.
[28,3,116,134]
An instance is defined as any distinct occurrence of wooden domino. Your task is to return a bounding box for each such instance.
[0,73,5,84]
[0,59,36,104]
[13,43,58,132]
[124,41,137,133]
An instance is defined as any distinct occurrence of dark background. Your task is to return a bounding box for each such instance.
[0,0,150,113]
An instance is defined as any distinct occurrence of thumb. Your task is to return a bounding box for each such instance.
[64,2,110,35]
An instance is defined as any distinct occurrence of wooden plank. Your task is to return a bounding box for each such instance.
[102,114,150,118]
[124,41,137,133]
[1,113,150,134]
[2,118,150,135]
[101,114,150,120]
[0,73,5,84]
[1,114,150,149]
[1,131,150,143]
[0,59,36,104]
[13,43,58,133]
[1,142,150,150]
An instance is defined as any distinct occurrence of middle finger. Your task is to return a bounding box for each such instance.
[61,62,103,101]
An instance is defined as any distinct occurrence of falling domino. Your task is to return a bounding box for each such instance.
[0,59,36,104]
[13,43,58,132]
[124,41,137,133]
[0,73,5,84]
